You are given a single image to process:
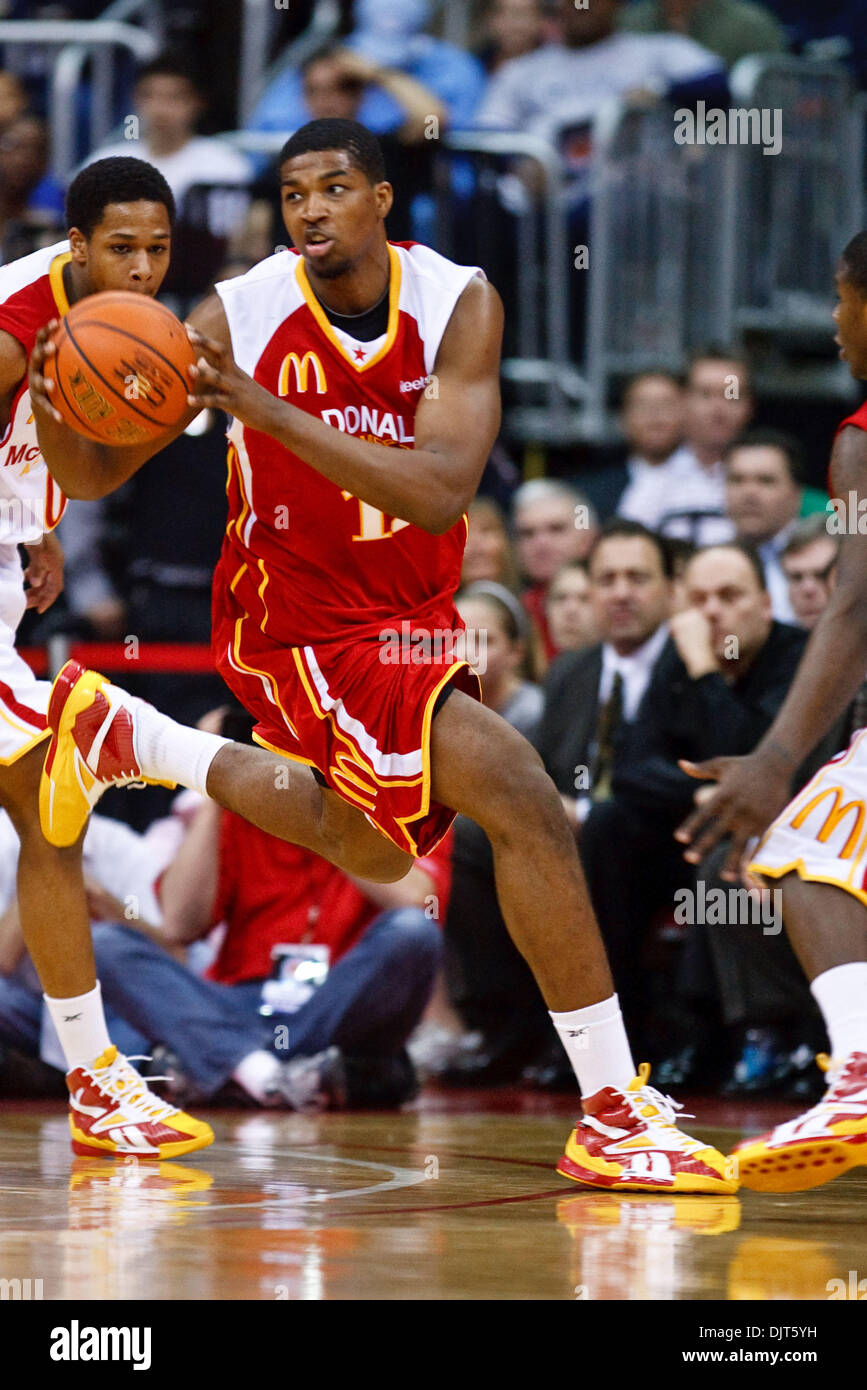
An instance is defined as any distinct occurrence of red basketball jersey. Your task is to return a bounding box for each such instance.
[214,242,483,646]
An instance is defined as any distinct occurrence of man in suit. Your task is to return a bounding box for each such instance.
[578,540,809,1057]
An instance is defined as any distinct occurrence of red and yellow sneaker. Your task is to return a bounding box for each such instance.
[39,660,174,848]
[732,1051,867,1192]
[67,1045,213,1160]
[556,1063,737,1194]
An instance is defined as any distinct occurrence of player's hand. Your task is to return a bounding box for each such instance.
[185,326,268,426]
[23,530,64,612]
[28,322,63,425]
[674,750,792,882]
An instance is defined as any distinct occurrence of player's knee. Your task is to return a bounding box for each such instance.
[340,836,413,884]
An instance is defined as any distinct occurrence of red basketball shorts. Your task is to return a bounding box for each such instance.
[211,583,480,857]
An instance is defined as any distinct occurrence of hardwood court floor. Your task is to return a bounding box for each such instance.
[1,1090,865,1300]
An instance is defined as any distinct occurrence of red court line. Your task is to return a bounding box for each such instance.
[338,1186,573,1218]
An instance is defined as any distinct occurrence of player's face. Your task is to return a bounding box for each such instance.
[684,548,772,663]
[588,535,671,651]
[70,201,172,297]
[280,150,392,281]
[833,272,867,379]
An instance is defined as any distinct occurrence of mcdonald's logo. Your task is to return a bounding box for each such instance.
[278,352,327,396]
[790,785,866,859]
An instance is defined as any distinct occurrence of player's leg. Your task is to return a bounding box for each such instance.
[427,690,735,1193]
[0,741,213,1158]
[41,659,411,881]
[730,870,867,1192]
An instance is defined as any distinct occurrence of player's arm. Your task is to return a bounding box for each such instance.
[28,319,204,501]
[186,277,504,534]
[675,424,867,877]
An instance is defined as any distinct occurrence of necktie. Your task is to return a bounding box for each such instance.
[592,670,624,803]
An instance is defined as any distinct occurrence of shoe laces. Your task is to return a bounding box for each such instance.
[86,1050,181,1124]
[815,1052,867,1114]
[622,1063,701,1152]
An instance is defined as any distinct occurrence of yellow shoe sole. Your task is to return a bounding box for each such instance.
[735,1134,867,1192]
[69,1113,214,1161]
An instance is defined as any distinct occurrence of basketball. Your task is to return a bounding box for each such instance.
[43,291,196,445]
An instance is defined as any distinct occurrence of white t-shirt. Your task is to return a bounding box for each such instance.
[475,35,722,143]
[81,135,252,209]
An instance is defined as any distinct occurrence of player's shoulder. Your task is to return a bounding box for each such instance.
[0,239,69,305]
[833,398,867,460]
[391,240,485,291]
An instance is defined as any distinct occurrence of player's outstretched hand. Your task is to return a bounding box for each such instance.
[23,530,64,613]
[28,322,63,425]
[674,750,793,882]
[186,326,266,425]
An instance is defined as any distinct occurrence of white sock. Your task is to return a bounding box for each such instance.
[810,963,867,1061]
[549,994,636,1098]
[44,981,112,1071]
[233,1049,282,1103]
[133,699,229,797]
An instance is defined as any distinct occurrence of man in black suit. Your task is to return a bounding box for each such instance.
[578,540,812,1063]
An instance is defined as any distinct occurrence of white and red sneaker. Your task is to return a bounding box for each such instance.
[733,1051,867,1192]
[557,1064,737,1193]
[39,660,174,847]
[67,1045,213,1160]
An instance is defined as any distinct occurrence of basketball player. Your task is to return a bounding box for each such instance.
[0,157,213,1158]
[30,120,732,1189]
[673,230,867,1192]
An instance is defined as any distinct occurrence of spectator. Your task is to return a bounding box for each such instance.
[84,54,252,209]
[513,478,598,659]
[289,44,446,242]
[475,0,548,73]
[544,560,598,653]
[456,582,542,731]
[580,369,687,522]
[780,514,839,630]
[0,70,27,136]
[461,496,518,587]
[578,541,807,1050]
[619,0,787,69]
[250,0,487,136]
[723,428,810,623]
[474,0,724,143]
[0,115,64,264]
[537,520,672,835]
[654,347,754,545]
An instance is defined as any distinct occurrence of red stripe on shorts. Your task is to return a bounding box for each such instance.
[0,678,46,730]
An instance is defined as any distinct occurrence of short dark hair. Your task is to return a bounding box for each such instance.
[781,514,839,564]
[135,52,203,95]
[588,518,673,579]
[687,540,767,591]
[66,157,175,237]
[722,427,808,487]
[840,231,867,299]
[618,368,684,409]
[686,344,753,394]
[279,119,386,185]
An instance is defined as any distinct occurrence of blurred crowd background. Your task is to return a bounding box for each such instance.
[0,0,864,1110]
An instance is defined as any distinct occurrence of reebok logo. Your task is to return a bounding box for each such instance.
[63,1013,82,1022]
[50,1321,152,1370]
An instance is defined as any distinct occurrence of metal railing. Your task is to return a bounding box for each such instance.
[0,20,158,178]
[238,0,340,128]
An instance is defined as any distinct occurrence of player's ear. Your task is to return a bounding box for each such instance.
[67,228,88,263]
[375,180,394,220]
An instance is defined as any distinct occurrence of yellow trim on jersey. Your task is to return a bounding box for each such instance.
[393,660,479,855]
[295,244,401,374]
[749,855,867,911]
[231,616,300,743]
[0,724,51,764]
[251,730,317,768]
[48,251,72,317]
[257,558,270,633]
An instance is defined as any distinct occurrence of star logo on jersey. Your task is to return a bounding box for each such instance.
[353,346,367,362]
